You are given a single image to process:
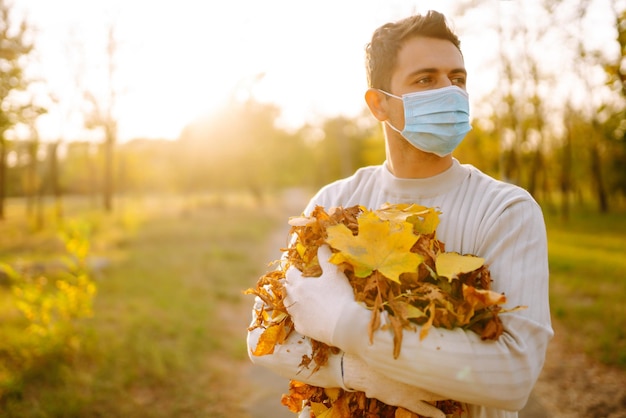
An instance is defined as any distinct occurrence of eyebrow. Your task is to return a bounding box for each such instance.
[406,67,467,78]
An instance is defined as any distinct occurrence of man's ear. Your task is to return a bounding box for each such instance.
[364,88,389,122]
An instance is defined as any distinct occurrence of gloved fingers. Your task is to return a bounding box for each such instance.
[316,244,353,293]
[282,246,356,345]
[284,265,304,285]
[316,244,336,270]
[317,244,349,280]
[283,266,304,306]
[418,389,448,403]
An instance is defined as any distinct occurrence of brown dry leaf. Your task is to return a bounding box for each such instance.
[477,314,504,340]
[462,284,506,309]
[420,301,437,341]
[329,394,352,417]
[281,380,321,413]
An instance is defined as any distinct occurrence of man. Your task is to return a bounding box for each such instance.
[247,10,553,418]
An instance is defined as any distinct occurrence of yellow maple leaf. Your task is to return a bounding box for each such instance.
[375,203,430,222]
[376,203,441,235]
[435,252,485,281]
[326,211,423,283]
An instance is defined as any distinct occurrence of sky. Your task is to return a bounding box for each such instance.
[10,0,620,143]
[10,0,461,142]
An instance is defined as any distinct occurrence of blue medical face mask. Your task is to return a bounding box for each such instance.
[380,85,472,157]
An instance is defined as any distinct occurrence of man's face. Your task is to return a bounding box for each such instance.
[389,36,467,96]
[386,36,467,132]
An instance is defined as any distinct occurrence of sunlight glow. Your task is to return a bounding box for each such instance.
[11,0,461,142]
[11,0,617,143]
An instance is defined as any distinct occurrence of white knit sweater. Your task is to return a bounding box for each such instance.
[248,160,553,418]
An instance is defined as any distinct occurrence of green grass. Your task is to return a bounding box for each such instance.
[544,208,626,367]
[0,194,281,417]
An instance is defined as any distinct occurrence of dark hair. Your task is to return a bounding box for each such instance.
[365,10,461,90]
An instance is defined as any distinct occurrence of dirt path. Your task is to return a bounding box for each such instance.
[243,188,311,418]
[529,321,626,418]
[241,189,626,418]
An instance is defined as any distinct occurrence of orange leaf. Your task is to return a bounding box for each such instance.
[251,323,285,356]
[462,284,507,310]
[395,407,420,418]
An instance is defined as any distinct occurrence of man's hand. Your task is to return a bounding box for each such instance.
[284,245,354,346]
[343,354,446,418]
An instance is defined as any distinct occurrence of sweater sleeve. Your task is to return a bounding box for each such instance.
[331,198,554,411]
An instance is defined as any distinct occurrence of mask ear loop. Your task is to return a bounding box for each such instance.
[377,90,405,133]
[377,89,402,100]
[385,120,404,134]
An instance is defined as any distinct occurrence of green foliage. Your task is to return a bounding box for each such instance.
[57,141,102,196]
[454,121,500,178]
[0,218,97,400]
[0,1,37,133]
[3,0,626,221]
[0,0,46,219]
[302,110,383,188]
[175,98,314,197]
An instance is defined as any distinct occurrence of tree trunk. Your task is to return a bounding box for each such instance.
[503,147,520,185]
[590,139,609,213]
[48,142,63,220]
[103,134,114,213]
[25,140,38,220]
[560,129,572,221]
[0,138,5,220]
[527,148,543,199]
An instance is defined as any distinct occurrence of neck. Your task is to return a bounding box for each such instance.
[385,131,453,178]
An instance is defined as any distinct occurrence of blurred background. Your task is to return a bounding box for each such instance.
[1,0,624,212]
[0,0,624,417]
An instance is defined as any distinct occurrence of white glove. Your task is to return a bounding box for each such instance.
[247,318,348,389]
[284,245,354,346]
[343,353,446,418]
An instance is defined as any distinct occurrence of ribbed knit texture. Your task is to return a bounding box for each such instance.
[248,160,553,418]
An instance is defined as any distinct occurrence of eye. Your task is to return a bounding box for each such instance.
[451,75,467,86]
[415,76,433,85]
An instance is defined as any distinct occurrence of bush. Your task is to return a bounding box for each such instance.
[0,220,97,400]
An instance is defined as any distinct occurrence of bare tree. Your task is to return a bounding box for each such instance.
[570,0,610,212]
[453,0,620,213]
[0,0,41,219]
[84,25,119,213]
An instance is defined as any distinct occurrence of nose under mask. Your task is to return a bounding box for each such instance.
[380,85,472,157]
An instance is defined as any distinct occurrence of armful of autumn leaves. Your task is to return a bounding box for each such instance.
[245,203,526,418]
